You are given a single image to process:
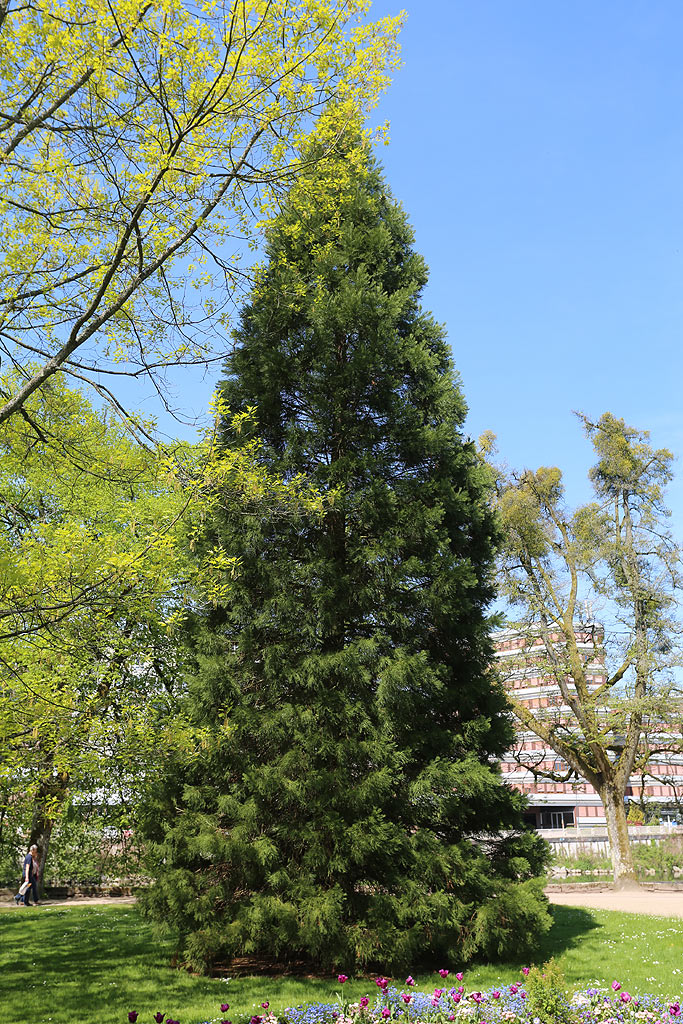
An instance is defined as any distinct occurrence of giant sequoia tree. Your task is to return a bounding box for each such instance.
[141,137,549,972]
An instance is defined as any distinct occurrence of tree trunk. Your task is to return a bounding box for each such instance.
[601,785,639,889]
[29,806,54,900]
[29,769,68,899]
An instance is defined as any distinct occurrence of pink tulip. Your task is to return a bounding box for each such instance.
[338,975,349,984]
[522,968,530,976]
[261,1004,269,1010]
[439,970,449,979]
[492,992,500,1000]
[381,1009,391,1019]
[612,982,621,992]
[401,994,412,1005]
[621,993,632,1004]
[455,973,463,982]
[360,997,369,1008]
[405,977,416,987]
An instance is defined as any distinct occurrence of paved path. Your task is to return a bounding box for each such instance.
[5,895,136,909]
[547,888,683,918]
[7,891,683,918]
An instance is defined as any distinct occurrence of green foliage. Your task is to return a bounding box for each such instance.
[524,959,573,1024]
[551,852,612,874]
[633,835,683,879]
[141,133,550,973]
[0,0,402,432]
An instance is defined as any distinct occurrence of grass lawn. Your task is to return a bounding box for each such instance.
[0,903,682,1024]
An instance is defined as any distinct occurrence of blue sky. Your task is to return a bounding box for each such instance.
[369,1,683,516]
[139,2,682,523]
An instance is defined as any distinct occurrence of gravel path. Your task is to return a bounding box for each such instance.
[547,888,683,918]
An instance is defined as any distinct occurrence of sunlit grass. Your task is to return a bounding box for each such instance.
[0,903,682,1024]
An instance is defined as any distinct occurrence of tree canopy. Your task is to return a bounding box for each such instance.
[0,0,402,433]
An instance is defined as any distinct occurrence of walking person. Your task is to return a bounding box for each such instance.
[13,844,38,906]
[31,846,41,905]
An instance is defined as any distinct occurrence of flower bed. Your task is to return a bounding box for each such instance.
[125,965,683,1024]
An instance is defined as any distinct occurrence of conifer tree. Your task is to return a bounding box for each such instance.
[141,133,549,972]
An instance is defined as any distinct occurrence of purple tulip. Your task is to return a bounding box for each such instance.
[381,1010,390,1019]
[492,992,500,1000]
[434,989,443,998]
[509,985,518,995]
[612,982,621,992]
[453,994,461,1005]
[154,1015,164,1023]
[405,977,415,987]
[221,1006,230,1013]
[222,1020,232,1024]
[401,994,412,1005]
[439,969,449,979]
[521,993,526,1000]
[338,975,348,984]
[261,1004,269,1010]
[470,993,483,1004]
[376,977,390,991]
[522,968,530,976]
[457,987,464,995]
[455,973,463,982]
[621,993,632,1004]
[128,1014,138,1023]
[669,1004,681,1017]
[251,1016,263,1024]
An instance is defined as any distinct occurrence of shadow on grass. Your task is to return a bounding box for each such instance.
[537,904,601,959]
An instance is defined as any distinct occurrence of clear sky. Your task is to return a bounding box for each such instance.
[369,0,683,517]
[140,2,683,522]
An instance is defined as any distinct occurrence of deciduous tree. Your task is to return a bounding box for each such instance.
[495,413,682,887]
[0,0,401,432]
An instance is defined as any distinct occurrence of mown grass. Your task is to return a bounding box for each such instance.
[0,903,682,1024]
